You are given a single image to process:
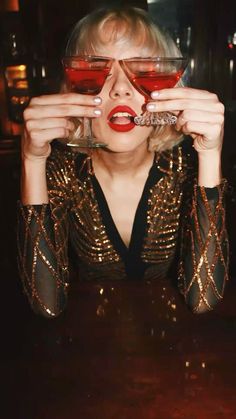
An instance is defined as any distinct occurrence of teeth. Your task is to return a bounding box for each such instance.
[112,112,132,118]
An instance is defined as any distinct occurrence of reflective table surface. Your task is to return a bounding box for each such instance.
[2,276,236,419]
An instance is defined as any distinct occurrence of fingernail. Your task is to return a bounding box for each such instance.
[151,91,160,99]
[146,103,156,111]
[93,97,102,104]
[93,109,102,116]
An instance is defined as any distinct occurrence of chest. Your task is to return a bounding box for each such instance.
[69,173,183,271]
[99,180,146,247]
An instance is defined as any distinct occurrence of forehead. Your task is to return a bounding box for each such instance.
[99,44,147,60]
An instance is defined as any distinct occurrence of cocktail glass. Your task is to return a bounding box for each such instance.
[62,55,113,148]
[119,57,188,126]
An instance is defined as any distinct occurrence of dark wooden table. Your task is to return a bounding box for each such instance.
[2,274,236,419]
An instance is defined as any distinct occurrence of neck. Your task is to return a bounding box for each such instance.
[92,144,154,179]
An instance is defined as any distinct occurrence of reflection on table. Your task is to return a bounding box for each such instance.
[2,276,236,419]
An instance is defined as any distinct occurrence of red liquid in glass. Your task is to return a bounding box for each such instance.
[65,67,110,95]
[130,69,184,98]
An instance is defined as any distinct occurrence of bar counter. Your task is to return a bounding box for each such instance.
[2,274,236,419]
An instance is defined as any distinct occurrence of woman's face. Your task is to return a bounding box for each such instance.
[91,42,154,153]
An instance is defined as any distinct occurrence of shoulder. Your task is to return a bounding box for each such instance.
[46,140,89,184]
[179,136,197,166]
[46,140,78,185]
[47,140,76,167]
[156,136,197,177]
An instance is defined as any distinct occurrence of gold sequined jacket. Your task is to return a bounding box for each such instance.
[17,140,229,317]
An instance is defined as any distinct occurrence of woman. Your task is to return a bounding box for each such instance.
[17,7,229,318]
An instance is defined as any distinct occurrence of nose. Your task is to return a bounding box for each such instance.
[109,61,133,99]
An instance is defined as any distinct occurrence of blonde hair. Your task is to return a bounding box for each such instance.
[65,7,184,152]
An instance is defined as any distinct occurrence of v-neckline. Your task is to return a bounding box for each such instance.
[74,149,175,279]
[90,155,163,260]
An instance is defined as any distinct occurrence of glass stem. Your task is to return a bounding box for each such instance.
[83,116,93,146]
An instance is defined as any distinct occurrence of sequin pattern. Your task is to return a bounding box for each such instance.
[142,148,185,272]
[17,142,229,316]
[178,180,229,313]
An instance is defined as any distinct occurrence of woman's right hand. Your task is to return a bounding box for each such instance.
[22,93,102,161]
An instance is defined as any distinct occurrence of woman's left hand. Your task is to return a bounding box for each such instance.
[148,87,225,155]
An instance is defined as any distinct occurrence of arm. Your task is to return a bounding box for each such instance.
[17,201,69,317]
[178,174,229,313]
[17,146,73,318]
[178,91,229,312]
[149,87,229,312]
[18,93,102,317]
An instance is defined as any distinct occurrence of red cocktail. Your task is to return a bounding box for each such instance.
[120,57,188,126]
[64,67,111,95]
[63,56,113,148]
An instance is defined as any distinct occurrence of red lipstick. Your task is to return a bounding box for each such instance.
[107,105,137,132]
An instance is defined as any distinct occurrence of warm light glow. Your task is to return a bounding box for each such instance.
[41,65,46,78]
[233,32,236,45]
[10,0,19,10]
[11,95,29,105]
[0,0,19,11]
[186,27,191,48]
[5,65,28,88]
[16,80,28,89]
[229,59,234,76]
[190,59,195,71]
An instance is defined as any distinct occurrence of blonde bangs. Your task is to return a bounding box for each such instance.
[86,15,163,56]
[67,8,169,57]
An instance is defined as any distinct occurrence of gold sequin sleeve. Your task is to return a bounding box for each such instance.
[17,145,74,318]
[178,179,229,313]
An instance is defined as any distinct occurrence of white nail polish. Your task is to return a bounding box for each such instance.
[151,91,160,99]
[93,97,102,104]
[146,103,156,111]
[94,109,102,116]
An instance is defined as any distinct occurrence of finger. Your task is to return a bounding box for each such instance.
[180,121,223,140]
[146,99,224,114]
[30,93,102,106]
[29,127,70,143]
[24,104,102,120]
[175,110,224,131]
[25,117,75,131]
[151,87,218,101]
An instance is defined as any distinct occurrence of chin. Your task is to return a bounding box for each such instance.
[93,126,151,153]
[98,136,147,154]
[105,145,138,153]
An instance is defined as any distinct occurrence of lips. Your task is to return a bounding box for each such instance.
[107,105,137,132]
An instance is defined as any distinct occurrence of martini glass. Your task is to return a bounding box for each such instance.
[119,57,188,126]
[62,55,113,148]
